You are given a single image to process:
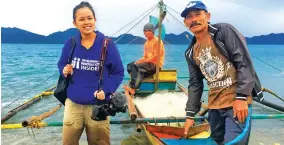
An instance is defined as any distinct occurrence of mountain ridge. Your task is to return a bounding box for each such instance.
[2,27,284,45]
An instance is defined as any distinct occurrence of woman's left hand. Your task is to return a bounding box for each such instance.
[94,90,105,100]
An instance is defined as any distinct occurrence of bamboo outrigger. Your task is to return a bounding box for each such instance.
[1,86,56,124]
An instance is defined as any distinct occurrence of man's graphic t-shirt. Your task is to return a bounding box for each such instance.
[193,34,252,109]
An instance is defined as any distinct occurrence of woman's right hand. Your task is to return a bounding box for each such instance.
[63,64,73,78]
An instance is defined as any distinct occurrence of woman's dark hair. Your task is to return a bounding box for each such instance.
[73,1,95,21]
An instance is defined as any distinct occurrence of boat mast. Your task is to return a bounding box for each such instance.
[154,0,163,91]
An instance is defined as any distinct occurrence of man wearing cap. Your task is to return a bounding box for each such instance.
[123,23,165,95]
[181,1,263,145]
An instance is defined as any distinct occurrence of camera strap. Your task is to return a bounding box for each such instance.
[98,38,110,91]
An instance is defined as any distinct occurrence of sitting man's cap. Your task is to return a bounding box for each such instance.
[143,23,155,33]
[181,1,208,18]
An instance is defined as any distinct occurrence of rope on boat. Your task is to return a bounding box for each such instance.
[262,88,284,103]
[127,36,141,44]
[1,73,57,111]
[163,39,186,57]
[7,86,55,113]
[165,8,192,41]
[24,104,60,137]
[166,4,193,40]
[2,114,284,129]
[111,3,158,37]
[114,4,158,43]
[165,5,187,28]
[22,104,62,128]
[252,56,284,73]
[23,87,55,104]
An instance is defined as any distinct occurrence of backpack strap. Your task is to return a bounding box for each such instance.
[68,37,76,64]
[67,37,76,83]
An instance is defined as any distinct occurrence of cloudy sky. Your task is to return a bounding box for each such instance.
[1,0,284,37]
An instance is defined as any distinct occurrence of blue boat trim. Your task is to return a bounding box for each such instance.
[225,106,252,145]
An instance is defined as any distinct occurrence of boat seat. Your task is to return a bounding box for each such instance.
[142,69,177,83]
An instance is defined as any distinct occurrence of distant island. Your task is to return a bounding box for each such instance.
[1,27,284,44]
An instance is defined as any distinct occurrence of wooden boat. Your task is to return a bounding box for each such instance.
[121,15,284,143]
[122,1,284,144]
[124,69,218,145]
[121,1,217,143]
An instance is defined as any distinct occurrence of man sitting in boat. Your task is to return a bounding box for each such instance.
[181,1,263,145]
[123,23,165,95]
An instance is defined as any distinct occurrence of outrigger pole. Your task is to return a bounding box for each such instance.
[253,98,284,112]
[125,90,138,120]
[154,0,164,91]
[3,114,284,129]
[1,86,55,124]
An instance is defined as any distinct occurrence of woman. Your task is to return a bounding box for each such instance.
[57,1,124,145]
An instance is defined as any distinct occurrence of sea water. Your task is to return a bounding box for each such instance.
[1,44,284,144]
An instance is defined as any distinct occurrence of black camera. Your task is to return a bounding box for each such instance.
[91,92,128,121]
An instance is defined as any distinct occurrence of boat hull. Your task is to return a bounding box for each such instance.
[125,69,217,145]
[133,92,217,145]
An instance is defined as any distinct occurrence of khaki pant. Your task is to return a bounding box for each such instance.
[62,98,110,145]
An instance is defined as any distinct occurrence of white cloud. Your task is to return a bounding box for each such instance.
[205,0,284,37]
[1,0,283,37]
